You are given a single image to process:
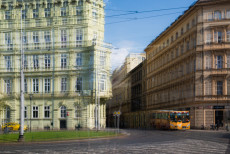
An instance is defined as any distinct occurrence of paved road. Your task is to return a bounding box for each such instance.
[0,129,229,154]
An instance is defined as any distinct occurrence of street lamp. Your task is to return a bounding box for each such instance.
[29,94,33,132]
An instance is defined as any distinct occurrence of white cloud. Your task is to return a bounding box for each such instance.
[110,40,144,71]
[111,47,130,71]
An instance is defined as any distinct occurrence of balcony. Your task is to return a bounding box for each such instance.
[206,69,228,77]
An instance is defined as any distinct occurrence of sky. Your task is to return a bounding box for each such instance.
[104,0,197,70]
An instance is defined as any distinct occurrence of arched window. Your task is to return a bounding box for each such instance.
[214,11,221,20]
[60,106,66,118]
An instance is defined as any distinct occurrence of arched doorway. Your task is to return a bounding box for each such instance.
[60,106,67,129]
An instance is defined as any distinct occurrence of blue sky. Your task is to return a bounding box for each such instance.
[104,0,197,69]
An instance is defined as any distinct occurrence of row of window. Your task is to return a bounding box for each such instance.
[207,10,230,21]
[4,1,99,20]
[4,75,107,94]
[3,105,82,119]
[4,53,86,70]
[206,30,230,44]
[148,37,196,74]
[4,29,83,50]
[206,55,230,69]
[148,18,196,59]
[147,83,195,105]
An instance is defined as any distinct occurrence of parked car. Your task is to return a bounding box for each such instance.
[1,122,28,131]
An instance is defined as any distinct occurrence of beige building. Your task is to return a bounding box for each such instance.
[106,53,146,128]
[0,0,111,130]
[145,0,230,129]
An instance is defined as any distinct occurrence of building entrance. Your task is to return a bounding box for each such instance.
[215,111,223,127]
[60,120,67,129]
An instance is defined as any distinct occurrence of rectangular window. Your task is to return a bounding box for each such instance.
[44,106,50,118]
[33,9,39,18]
[5,33,13,50]
[22,10,27,19]
[100,75,106,91]
[61,30,67,48]
[61,78,67,92]
[33,55,39,69]
[75,105,81,118]
[33,32,39,49]
[44,31,51,49]
[227,10,230,19]
[206,55,212,69]
[217,81,223,95]
[33,106,38,118]
[76,77,82,91]
[24,106,27,118]
[33,78,39,93]
[24,79,27,93]
[186,23,190,31]
[216,55,223,69]
[24,55,28,69]
[214,31,222,43]
[92,9,97,20]
[181,28,184,35]
[44,78,50,93]
[227,31,230,42]
[180,45,184,54]
[61,7,67,16]
[76,8,83,16]
[175,32,178,39]
[44,54,51,69]
[207,13,213,21]
[4,80,12,94]
[186,41,190,51]
[5,11,11,20]
[44,8,51,17]
[76,29,83,47]
[62,18,67,25]
[22,32,28,49]
[206,32,212,44]
[61,54,67,69]
[227,55,230,68]
[76,53,82,66]
[5,56,12,71]
[100,51,106,66]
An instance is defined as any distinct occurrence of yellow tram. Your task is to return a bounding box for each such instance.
[149,110,190,130]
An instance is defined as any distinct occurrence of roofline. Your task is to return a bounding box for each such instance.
[144,0,229,52]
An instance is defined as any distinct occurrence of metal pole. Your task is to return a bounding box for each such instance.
[18,2,25,142]
[95,68,97,130]
[52,3,55,130]
[30,94,32,132]
[97,74,100,130]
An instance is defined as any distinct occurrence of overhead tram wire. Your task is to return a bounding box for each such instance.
[106,11,183,25]
[106,6,188,18]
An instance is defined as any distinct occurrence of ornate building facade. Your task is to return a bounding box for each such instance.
[145,0,230,129]
[0,0,111,130]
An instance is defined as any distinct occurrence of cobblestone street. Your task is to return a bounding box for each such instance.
[0,129,229,154]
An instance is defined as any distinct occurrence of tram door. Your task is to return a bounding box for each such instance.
[215,111,223,127]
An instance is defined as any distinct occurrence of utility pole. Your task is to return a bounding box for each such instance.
[18,1,25,142]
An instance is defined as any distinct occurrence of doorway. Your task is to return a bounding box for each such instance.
[215,111,223,127]
[60,120,67,129]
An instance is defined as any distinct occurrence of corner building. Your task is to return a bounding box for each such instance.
[0,0,111,130]
[145,0,230,129]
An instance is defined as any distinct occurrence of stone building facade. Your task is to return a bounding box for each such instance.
[0,0,111,130]
[145,0,230,129]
